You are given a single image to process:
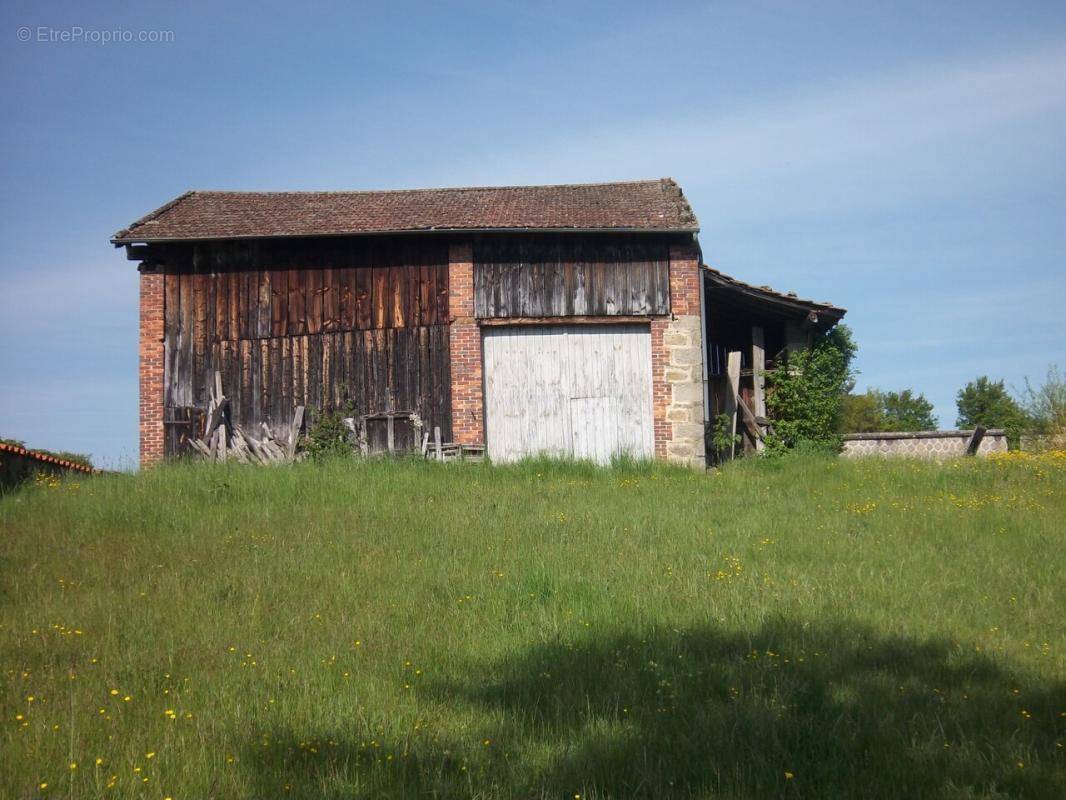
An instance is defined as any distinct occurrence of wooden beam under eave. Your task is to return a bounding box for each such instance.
[478,315,655,327]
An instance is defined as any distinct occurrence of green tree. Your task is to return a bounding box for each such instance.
[1021,365,1066,438]
[838,392,884,433]
[838,389,938,433]
[766,324,857,452]
[879,389,937,431]
[955,376,1029,447]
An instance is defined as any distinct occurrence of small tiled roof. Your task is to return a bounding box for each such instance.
[112,179,698,243]
[0,442,98,474]
[703,265,846,320]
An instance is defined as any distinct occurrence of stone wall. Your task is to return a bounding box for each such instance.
[650,243,705,469]
[653,314,705,467]
[841,430,1008,459]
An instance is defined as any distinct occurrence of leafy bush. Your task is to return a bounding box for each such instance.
[709,412,741,464]
[302,409,356,461]
[765,325,856,453]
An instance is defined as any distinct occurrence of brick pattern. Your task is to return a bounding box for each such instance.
[448,243,484,444]
[668,243,702,316]
[650,318,670,458]
[139,270,165,468]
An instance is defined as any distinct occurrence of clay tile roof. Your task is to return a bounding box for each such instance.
[112,178,699,243]
[0,442,98,475]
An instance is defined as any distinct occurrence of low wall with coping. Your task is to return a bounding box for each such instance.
[841,430,1008,459]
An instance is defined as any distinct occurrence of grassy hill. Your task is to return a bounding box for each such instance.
[2,452,1064,798]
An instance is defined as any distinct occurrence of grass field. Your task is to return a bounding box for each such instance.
[2,452,1064,799]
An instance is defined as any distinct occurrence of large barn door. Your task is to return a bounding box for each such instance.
[483,324,653,464]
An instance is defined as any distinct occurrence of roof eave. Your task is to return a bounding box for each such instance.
[111,225,700,246]
[702,265,846,320]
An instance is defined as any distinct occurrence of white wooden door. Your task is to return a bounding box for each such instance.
[483,324,654,463]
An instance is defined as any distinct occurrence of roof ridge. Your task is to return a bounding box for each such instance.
[112,179,701,243]
[176,178,670,197]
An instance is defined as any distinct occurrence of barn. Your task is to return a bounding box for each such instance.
[114,178,844,468]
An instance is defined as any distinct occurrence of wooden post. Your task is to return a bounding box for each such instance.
[725,351,741,460]
[751,326,766,452]
[434,426,442,461]
[964,426,987,456]
[287,406,304,461]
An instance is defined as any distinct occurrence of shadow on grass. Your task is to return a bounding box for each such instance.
[245,619,1065,798]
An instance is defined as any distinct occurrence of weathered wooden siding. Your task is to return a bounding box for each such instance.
[473,237,671,318]
[161,239,451,455]
[482,324,654,464]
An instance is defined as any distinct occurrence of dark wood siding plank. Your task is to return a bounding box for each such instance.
[288,269,306,336]
[323,268,339,332]
[355,267,372,330]
[338,268,355,330]
[228,271,240,341]
[372,267,388,329]
[390,266,405,329]
[164,273,181,412]
[306,269,323,335]
[272,269,288,338]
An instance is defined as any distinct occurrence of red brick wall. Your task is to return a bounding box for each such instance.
[650,317,670,457]
[139,270,165,468]
[668,242,701,316]
[448,243,484,443]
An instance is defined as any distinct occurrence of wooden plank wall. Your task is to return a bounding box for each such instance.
[161,239,451,455]
[473,236,671,318]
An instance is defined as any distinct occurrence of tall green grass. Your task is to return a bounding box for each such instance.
[2,453,1063,798]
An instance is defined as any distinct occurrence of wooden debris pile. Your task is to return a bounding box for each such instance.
[421,426,486,463]
[187,371,486,465]
[189,372,304,465]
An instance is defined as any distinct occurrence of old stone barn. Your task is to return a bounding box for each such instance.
[115,179,844,468]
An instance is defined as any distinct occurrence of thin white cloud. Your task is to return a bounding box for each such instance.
[428,40,1066,220]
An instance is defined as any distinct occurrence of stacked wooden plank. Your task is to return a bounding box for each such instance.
[189,371,304,465]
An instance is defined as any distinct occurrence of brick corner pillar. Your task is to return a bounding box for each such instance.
[139,269,165,468]
[447,242,484,444]
[651,242,706,468]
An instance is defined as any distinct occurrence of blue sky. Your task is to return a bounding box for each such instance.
[2,0,1064,469]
